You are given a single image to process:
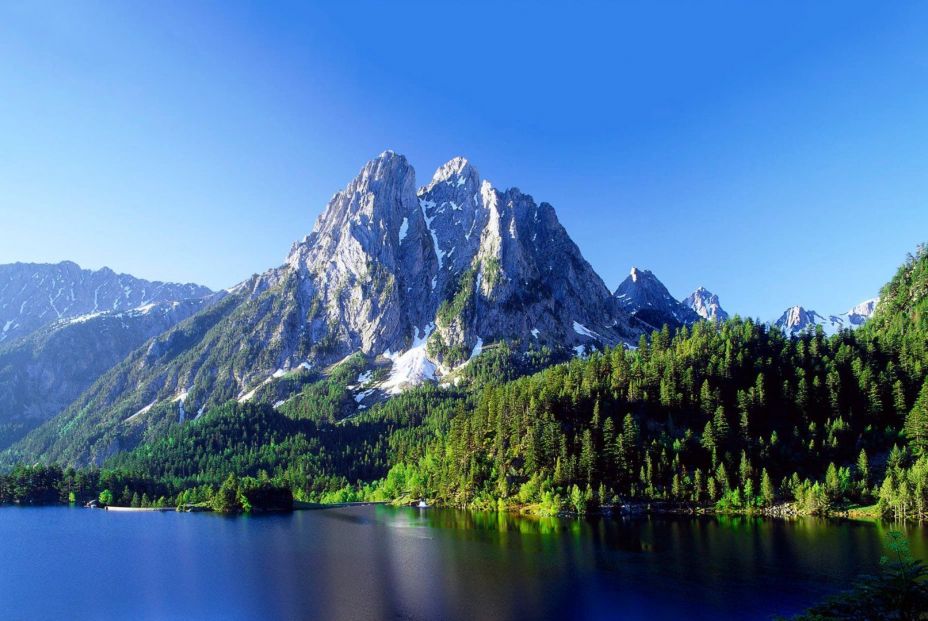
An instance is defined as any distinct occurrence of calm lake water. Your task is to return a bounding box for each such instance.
[1,505,925,620]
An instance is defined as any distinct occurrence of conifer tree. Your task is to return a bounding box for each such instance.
[905,381,928,454]
[761,468,775,507]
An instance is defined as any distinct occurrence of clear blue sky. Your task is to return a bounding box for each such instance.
[1,1,926,319]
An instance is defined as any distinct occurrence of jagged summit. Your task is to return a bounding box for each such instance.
[425,156,479,188]
[614,267,699,330]
[774,306,825,337]
[286,151,632,361]
[683,286,729,323]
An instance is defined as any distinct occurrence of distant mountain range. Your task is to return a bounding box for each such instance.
[0,152,881,465]
[0,261,211,345]
[772,298,880,338]
[0,264,217,449]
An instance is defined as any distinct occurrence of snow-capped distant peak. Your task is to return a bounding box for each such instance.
[772,297,879,337]
[844,297,879,326]
[682,287,729,323]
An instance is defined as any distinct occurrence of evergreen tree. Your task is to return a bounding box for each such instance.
[761,468,775,507]
[857,449,870,491]
[905,381,928,454]
[825,463,842,501]
[739,450,753,487]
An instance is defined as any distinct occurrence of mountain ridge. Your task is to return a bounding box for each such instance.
[0,261,212,345]
[772,298,879,337]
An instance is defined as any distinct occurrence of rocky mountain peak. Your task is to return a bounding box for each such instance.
[307,150,418,243]
[417,158,488,286]
[773,305,828,337]
[278,151,635,374]
[424,156,480,191]
[614,267,699,330]
[845,297,879,326]
[683,286,729,323]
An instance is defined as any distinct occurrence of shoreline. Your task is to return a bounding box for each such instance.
[104,506,174,513]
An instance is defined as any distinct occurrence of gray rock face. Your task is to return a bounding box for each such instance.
[417,157,487,294]
[683,287,730,323]
[0,261,212,344]
[614,267,699,330]
[281,151,634,370]
[285,151,437,356]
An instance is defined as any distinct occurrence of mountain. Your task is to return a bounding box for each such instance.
[842,298,879,327]
[613,267,699,330]
[683,287,729,323]
[287,153,633,363]
[0,261,212,345]
[8,151,638,465]
[773,298,879,337]
[0,296,220,450]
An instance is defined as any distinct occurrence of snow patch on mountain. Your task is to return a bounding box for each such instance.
[382,324,438,394]
[419,198,444,270]
[573,321,600,340]
[125,401,155,422]
[383,344,437,395]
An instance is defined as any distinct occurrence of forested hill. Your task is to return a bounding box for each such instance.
[862,244,928,377]
[4,246,928,519]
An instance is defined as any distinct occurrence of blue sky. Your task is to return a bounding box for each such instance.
[1,1,926,319]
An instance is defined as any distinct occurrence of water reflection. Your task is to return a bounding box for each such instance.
[0,506,924,620]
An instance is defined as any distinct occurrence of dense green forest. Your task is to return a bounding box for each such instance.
[2,245,927,519]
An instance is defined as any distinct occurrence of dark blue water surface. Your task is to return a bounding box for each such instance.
[1,505,925,620]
